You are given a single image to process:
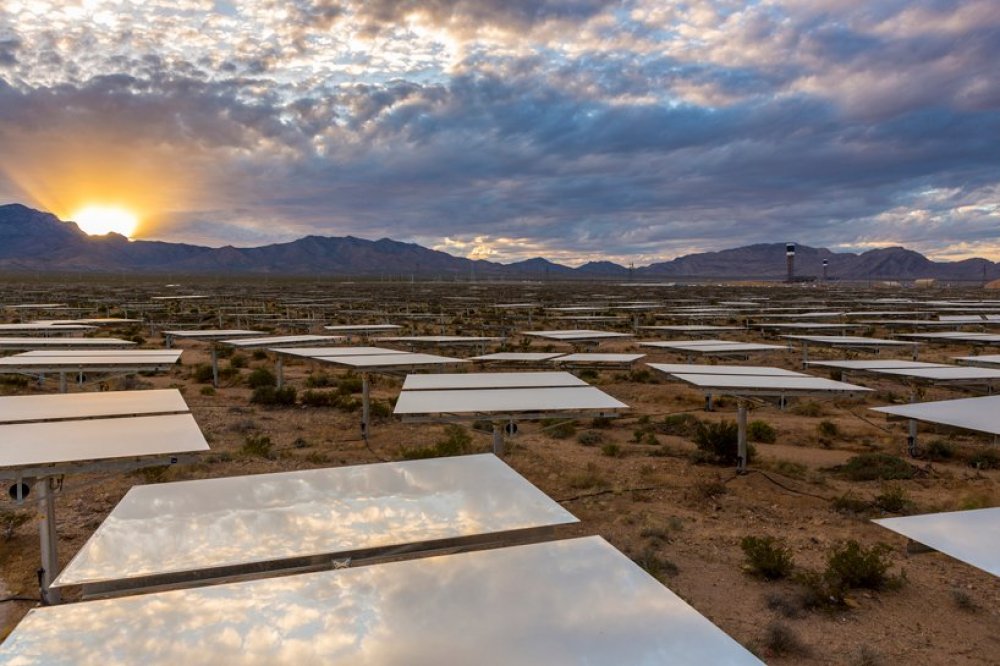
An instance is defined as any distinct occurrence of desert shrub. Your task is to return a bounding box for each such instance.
[369,399,393,418]
[658,413,701,437]
[241,433,274,459]
[542,418,577,439]
[200,386,216,396]
[825,540,900,591]
[567,462,607,489]
[292,437,310,448]
[129,334,147,345]
[817,420,840,438]
[1,509,32,541]
[301,389,338,407]
[968,449,1000,470]
[577,430,604,446]
[832,493,871,515]
[577,369,599,382]
[305,372,333,388]
[0,375,29,388]
[590,416,614,429]
[692,478,727,500]
[839,453,916,481]
[218,366,239,382]
[192,364,214,384]
[951,588,978,612]
[770,459,807,479]
[601,443,623,458]
[229,353,248,369]
[873,485,913,514]
[337,376,363,394]
[402,424,472,459]
[748,420,777,443]
[741,536,795,580]
[632,547,679,579]
[923,439,955,461]
[250,385,297,406]
[215,345,234,359]
[246,367,276,388]
[630,369,654,383]
[792,401,824,417]
[252,350,268,360]
[693,420,751,466]
[761,621,809,657]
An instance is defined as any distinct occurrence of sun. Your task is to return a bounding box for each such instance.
[72,205,139,237]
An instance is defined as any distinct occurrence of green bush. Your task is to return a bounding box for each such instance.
[229,353,248,369]
[874,485,913,514]
[577,430,604,446]
[748,420,777,443]
[839,453,916,481]
[832,493,871,515]
[250,386,297,406]
[658,413,701,437]
[337,376,363,394]
[241,433,274,459]
[247,367,276,388]
[542,419,577,439]
[817,420,840,438]
[693,420,751,466]
[741,536,795,580]
[192,364,214,384]
[825,541,900,591]
[792,401,824,417]
[252,350,268,361]
[369,399,393,418]
[590,416,614,429]
[601,443,622,457]
[402,425,472,459]
[306,372,333,388]
[301,389,338,407]
[968,449,1000,470]
[199,386,216,396]
[924,439,955,461]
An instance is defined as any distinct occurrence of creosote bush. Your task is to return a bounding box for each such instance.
[541,418,577,439]
[246,367,276,388]
[838,453,915,481]
[402,424,472,459]
[825,540,901,591]
[968,449,1000,470]
[747,420,777,443]
[692,420,752,466]
[817,420,840,438]
[241,433,275,459]
[250,385,297,406]
[658,413,701,437]
[741,536,794,580]
[577,430,604,446]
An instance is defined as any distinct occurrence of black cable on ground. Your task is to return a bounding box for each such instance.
[0,596,38,604]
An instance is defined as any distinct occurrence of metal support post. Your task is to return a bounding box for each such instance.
[737,399,748,474]
[38,477,61,604]
[361,373,371,442]
[492,423,504,456]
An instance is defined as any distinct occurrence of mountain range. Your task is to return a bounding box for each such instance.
[1,203,997,281]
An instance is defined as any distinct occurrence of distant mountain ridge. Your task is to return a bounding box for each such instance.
[1,203,997,281]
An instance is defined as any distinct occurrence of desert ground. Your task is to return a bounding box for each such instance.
[1,278,999,664]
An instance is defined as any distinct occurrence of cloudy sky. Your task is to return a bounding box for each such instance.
[1,0,998,265]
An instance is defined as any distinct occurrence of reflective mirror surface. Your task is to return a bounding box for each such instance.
[6,537,763,665]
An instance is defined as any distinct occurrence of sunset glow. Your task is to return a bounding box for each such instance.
[72,205,138,237]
